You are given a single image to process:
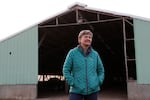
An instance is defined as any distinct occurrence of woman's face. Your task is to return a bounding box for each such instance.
[79,34,93,47]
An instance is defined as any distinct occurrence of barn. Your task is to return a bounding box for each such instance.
[0,4,150,99]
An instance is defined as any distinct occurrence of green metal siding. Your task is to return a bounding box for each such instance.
[134,19,150,84]
[0,26,38,85]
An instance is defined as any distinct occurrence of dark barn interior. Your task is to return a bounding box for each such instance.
[38,4,136,98]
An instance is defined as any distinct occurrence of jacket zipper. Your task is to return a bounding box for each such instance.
[85,58,88,94]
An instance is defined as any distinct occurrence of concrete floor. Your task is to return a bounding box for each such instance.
[36,87,127,100]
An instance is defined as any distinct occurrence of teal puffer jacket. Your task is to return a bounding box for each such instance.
[63,46,105,95]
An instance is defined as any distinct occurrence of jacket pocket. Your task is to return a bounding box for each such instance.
[88,76,99,91]
[73,77,85,92]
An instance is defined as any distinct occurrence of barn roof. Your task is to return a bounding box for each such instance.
[38,3,132,28]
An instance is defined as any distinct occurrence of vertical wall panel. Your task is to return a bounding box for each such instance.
[0,26,38,85]
[134,19,150,84]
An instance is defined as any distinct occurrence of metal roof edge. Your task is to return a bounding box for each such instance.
[41,3,150,22]
[84,5,150,22]
[0,24,38,43]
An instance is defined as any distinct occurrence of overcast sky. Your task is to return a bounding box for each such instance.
[0,0,150,41]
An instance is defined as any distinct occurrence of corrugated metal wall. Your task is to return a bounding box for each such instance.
[0,26,38,85]
[134,19,150,84]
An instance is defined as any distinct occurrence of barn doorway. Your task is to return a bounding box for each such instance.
[37,5,136,99]
[38,20,134,98]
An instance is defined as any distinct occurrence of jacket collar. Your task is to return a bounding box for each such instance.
[77,45,92,56]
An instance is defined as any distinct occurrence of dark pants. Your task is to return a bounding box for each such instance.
[69,92,98,100]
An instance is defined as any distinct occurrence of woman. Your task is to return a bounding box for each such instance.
[63,30,105,100]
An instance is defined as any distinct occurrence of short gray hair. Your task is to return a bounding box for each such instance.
[78,30,93,39]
